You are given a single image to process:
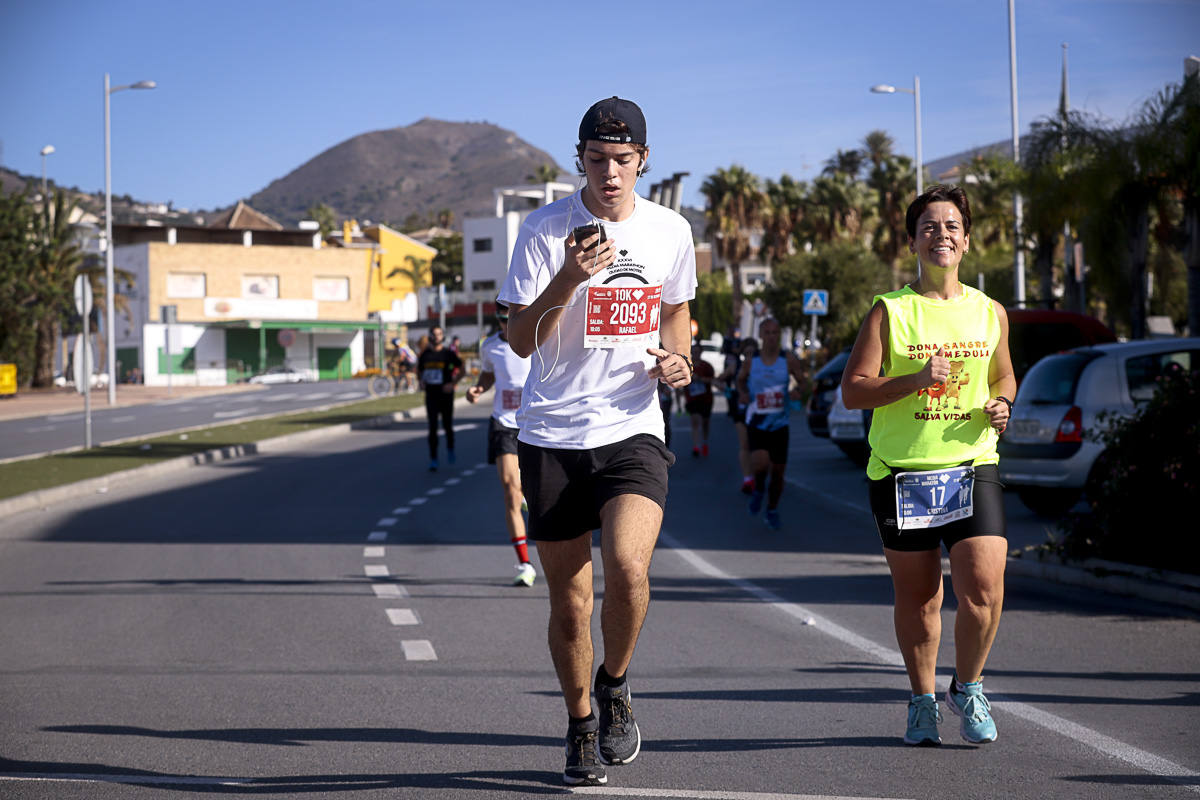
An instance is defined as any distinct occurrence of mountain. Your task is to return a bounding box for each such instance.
[246,118,566,228]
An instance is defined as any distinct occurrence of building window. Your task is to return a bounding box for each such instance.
[166,272,206,298]
[242,274,279,299]
[472,238,493,253]
[313,276,350,302]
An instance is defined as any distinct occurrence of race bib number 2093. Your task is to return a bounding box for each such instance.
[584,285,663,348]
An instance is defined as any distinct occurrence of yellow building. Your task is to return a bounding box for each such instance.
[113,202,381,386]
[337,221,439,323]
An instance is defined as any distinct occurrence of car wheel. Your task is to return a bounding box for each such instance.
[1017,487,1082,517]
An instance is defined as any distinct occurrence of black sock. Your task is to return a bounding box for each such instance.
[569,712,595,728]
[595,664,626,688]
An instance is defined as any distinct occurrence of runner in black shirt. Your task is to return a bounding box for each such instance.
[417,325,463,470]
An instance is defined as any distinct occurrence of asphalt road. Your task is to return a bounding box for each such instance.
[1,400,1197,799]
[0,380,376,460]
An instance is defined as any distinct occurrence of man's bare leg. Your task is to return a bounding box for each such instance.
[536,533,595,718]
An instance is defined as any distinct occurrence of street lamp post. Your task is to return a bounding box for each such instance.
[39,145,55,201]
[870,76,923,197]
[104,73,155,405]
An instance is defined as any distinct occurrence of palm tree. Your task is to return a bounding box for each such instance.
[388,253,433,294]
[527,164,560,184]
[434,208,455,229]
[760,175,807,266]
[700,166,765,323]
[861,130,915,289]
[30,189,83,386]
[823,149,864,180]
[1152,73,1200,335]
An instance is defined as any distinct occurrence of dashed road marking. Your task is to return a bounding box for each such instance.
[213,408,258,419]
[401,640,437,661]
[445,478,461,485]
[409,497,428,506]
[426,487,445,495]
[367,532,387,542]
[363,565,389,578]
[363,546,385,558]
[377,517,397,526]
[392,507,412,515]
[372,584,408,598]
[386,608,420,626]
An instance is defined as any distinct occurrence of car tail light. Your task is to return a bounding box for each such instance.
[1054,406,1083,443]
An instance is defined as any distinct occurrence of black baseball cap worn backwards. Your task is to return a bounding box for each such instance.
[579,97,646,145]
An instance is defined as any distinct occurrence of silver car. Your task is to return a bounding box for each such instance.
[999,338,1200,516]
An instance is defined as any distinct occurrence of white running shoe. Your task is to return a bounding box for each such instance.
[513,562,536,587]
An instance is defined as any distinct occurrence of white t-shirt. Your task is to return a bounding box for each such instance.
[479,331,531,429]
[499,190,697,449]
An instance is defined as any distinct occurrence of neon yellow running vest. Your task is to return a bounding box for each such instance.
[866,285,1002,480]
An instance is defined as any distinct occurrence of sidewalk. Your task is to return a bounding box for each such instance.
[0,383,264,422]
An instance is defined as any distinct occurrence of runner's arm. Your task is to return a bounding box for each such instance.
[842,301,948,409]
[982,301,1017,430]
[647,301,693,388]
[466,371,495,403]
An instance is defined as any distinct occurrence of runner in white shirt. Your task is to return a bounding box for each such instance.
[500,97,696,787]
[466,301,536,587]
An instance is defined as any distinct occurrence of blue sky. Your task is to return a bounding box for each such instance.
[1,0,1196,215]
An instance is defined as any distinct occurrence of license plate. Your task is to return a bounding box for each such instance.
[1009,419,1040,438]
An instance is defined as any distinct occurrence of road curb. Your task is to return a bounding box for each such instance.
[0,404,431,519]
[1006,554,1200,613]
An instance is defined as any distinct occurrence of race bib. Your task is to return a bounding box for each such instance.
[422,368,443,385]
[501,388,522,410]
[584,285,663,349]
[755,385,785,411]
[894,466,975,531]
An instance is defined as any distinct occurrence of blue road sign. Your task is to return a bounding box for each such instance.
[803,289,829,316]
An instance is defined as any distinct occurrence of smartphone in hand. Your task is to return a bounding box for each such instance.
[572,223,607,251]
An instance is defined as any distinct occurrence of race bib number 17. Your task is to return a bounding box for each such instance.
[584,285,663,349]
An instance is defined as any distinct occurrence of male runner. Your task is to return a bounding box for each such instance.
[466,301,537,586]
[737,317,806,529]
[417,325,462,471]
[501,96,696,787]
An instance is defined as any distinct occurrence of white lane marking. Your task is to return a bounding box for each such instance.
[377,517,397,526]
[0,773,251,787]
[227,396,259,403]
[25,425,56,433]
[261,393,297,402]
[401,640,437,661]
[363,565,389,578]
[426,487,445,496]
[47,413,83,422]
[367,532,387,542]
[305,392,331,400]
[571,789,910,800]
[109,415,137,423]
[461,470,475,477]
[444,478,461,486]
[660,531,1200,791]
[213,408,258,419]
[474,461,486,469]
[409,497,427,506]
[363,547,385,558]
[386,608,420,626]
[392,507,412,515]
[451,423,480,432]
[372,584,408,598]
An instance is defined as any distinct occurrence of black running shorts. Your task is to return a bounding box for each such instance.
[517,434,674,542]
[486,417,519,464]
[868,463,1007,552]
[747,425,790,464]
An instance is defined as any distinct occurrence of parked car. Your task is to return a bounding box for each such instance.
[823,309,1116,465]
[805,348,851,438]
[999,338,1200,516]
[247,365,311,385]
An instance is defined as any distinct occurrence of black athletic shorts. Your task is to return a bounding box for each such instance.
[868,463,1006,552]
[487,417,519,464]
[747,425,789,464]
[517,433,674,542]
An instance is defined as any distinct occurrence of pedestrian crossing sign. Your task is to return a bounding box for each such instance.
[803,289,829,316]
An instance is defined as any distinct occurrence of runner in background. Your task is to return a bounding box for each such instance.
[685,342,714,457]
[721,336,758,493]
[417,325,463,471]
[467,301,537,586]
[738,318,805,529]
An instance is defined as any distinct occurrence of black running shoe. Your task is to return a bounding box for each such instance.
[563,717,606,786]
[596,679,641,765]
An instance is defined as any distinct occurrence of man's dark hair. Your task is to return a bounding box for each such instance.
[575,120,650,177]
[905,184,972,239]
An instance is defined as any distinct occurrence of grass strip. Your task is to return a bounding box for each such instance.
[0,393,425,501]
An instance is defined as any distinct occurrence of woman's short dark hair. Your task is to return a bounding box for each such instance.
[576,120,650,176]
[905,184,972,239]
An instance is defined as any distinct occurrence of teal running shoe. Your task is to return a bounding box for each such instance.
[764,508,782,530]
[945,674,997,744]
[748,490,765,514]
[903,694,942,746]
